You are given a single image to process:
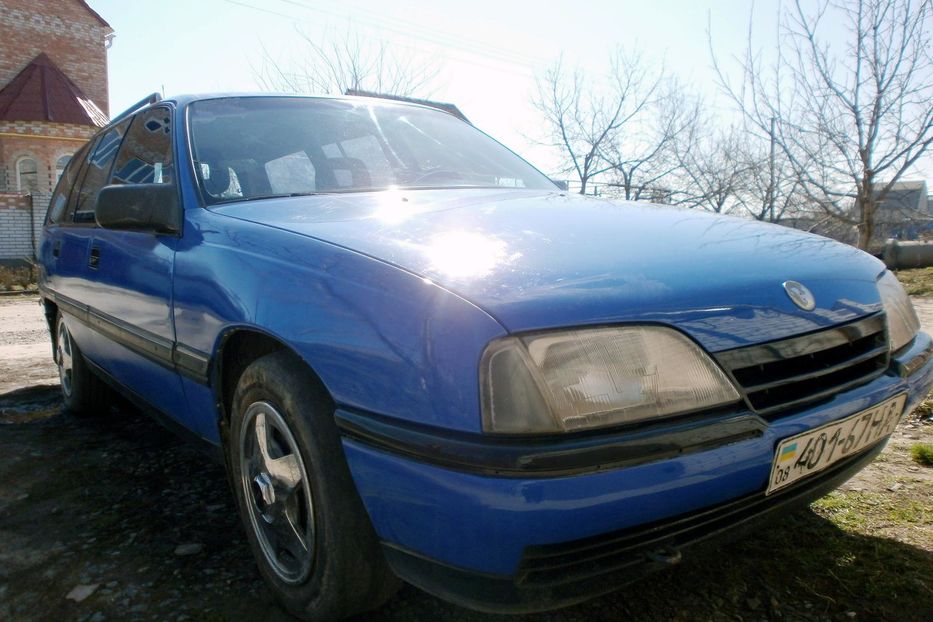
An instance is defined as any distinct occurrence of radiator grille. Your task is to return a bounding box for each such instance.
[715,313,889,418]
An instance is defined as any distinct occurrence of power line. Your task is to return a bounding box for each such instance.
[222,0,295,20]
[218,0,542,80]
[276,0,548,68]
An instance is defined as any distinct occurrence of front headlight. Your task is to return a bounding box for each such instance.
[480,325,741,434]
[877,270,920,353]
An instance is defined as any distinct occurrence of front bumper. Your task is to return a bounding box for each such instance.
[339,331,933,613]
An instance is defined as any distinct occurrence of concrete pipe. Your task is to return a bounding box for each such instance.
[883,239,933,270]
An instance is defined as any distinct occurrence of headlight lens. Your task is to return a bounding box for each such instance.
[480,326,741,434]
[877,270,920,353]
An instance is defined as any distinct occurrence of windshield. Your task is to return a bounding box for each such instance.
[188,97,555,203]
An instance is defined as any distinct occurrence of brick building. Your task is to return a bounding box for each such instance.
[0,0,111,262]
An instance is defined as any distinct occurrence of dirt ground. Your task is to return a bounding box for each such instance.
[0,296,58,395]
[0,295,931,622]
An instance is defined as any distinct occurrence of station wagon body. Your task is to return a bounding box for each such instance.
[38,93,933,619]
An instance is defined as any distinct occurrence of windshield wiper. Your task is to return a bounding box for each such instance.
[236,192,325,202]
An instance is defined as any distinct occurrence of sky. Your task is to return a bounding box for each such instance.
[87,0,932,185]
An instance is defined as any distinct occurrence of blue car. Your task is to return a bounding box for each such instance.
[38,93,933,620]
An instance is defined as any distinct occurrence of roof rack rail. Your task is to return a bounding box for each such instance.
[109,92,162,125]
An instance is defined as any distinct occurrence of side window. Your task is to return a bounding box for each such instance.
[111,107,174,186]
[72,119,131,223]
[55,155,72,183]
[47,143,90,224]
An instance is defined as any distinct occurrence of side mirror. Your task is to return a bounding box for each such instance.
[95,184,181,235]
[551,179,569,191]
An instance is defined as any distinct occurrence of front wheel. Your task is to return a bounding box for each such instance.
[228,351,399,621]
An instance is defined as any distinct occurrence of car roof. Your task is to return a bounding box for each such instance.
[97,92,464,140]
[170,92,458,119]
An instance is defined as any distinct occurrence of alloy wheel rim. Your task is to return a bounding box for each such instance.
[57,321,74,397]
[239,401,315,584]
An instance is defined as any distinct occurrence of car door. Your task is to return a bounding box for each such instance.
[80,105,189,422]
[41,137,93,303]
[42,121,132,350]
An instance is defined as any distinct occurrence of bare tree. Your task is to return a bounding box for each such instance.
[712,0,933,250]
[666,116,807,221]
[671,125,751,213]
[603,78,701,202]
[532,50,664,195]
[256,27,439,97]
[737,138,805,222]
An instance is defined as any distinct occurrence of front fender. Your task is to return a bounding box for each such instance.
[173,208,507,435]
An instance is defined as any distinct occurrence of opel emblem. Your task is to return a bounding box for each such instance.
[783,280,815,311]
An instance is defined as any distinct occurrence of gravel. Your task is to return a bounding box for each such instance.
[1,295,930,621]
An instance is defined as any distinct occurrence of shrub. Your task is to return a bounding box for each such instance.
[910,443,933,467]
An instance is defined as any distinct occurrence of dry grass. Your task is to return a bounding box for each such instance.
[895,267,933,296]
[0,264,37,290]
[912,394,933,423]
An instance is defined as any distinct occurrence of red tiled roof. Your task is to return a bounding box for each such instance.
[0,53,109,127]
[75,0,112,30]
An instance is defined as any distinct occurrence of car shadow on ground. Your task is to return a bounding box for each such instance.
[0,387,930,622]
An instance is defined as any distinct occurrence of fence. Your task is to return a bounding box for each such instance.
[0,192,47,263]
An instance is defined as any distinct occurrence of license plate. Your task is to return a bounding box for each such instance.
[766,393,907,495]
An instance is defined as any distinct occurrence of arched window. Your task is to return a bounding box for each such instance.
[16,157,39,194]
[55,155,72,184]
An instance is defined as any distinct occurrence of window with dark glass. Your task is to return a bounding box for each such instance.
[47,143,90,224]
[55,155,72,183]
[111,107,174,186]
[72,118,131,223]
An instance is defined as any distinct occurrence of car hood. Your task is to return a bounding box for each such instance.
[213,188,886,351]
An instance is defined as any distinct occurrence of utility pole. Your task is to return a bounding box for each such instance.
[768,116,776,223]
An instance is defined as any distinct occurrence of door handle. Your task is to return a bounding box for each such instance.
[88,246,100,269]
[52,240,61,258]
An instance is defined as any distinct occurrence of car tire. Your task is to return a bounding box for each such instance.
[55,312,111,416]
[228,350,400,621]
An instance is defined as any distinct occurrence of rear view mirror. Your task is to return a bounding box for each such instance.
[95,184,181,235]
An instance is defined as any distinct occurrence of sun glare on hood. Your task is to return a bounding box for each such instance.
[424,231,516,279]
[370,187,415,224]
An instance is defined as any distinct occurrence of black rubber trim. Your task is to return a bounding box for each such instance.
[381,439,887,614]
[41,287,211,385]
[86,306,174,366]
[336,406,765,477]
[173,343,211,382]
[49,289,88,323]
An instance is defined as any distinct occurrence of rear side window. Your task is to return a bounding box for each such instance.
[71,119,131,223]
[47,142,91,224]
[111,107,174,186]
